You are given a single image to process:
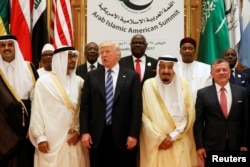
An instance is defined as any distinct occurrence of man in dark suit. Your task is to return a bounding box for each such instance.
[119,34,157,86]
[223,48,250,90]
[76,42,102,79]
[193,59,248,166]
[80,40,142,167]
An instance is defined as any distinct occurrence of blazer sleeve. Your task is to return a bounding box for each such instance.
[193,89,206,149]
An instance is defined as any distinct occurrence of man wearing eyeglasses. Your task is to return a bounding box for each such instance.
[29,46,87,167]
[37,43,55,76]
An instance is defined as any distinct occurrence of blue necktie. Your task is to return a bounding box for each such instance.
[106,69,113,125]
[229,70,235,83]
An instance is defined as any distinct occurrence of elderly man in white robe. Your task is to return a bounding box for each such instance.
[29,46,88,167]
[37,43,54,76]
[179,37,212,101]
[140,55,197,167]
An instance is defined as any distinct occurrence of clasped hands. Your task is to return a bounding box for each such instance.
[158,135,173,150]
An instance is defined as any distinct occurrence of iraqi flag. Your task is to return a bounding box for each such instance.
[32,0,48,68]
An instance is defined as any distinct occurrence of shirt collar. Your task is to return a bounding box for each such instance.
[132,55,146,62]
[105,63,120,74]
[87,61,98,68]
[215,82,230,93]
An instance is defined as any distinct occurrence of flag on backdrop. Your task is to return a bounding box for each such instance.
[50,0,73,48]
[32,0,48,68]
[0,0,9,35]
[238,0,250,68]
[224,0,241,49]
[10,0,32,61]
[198,0,230,64]
[50,0,56,45]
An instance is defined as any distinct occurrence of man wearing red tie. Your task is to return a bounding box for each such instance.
[193,59,248,166]
[119,34,157,86]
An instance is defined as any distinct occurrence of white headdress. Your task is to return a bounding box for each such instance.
[0,35,34,99]
[52,46,79,103]
[41,43,55,54]
[155,55,185,120]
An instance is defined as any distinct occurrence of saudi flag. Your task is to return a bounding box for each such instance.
[0,0,9,35]
[198,0,230,64]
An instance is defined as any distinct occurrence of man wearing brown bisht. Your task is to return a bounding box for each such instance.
[0,34,38,167]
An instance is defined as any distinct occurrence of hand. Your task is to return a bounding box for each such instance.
[126,136,137,150]
[38,141,50,153]
[240,147,248,151]
[81,133,93,149]
[67,129,80,146]
[197,148,206,162]
[158,135,173,150]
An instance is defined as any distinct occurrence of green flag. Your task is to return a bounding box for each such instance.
[0,0,9,35]
[198,0,230,64]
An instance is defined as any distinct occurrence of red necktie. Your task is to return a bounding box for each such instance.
[220,87,228,118]
[135,59,141,81]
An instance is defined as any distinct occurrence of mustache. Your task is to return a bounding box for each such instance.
[161,72,170,75]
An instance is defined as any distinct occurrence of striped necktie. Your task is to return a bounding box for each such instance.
[90,64,95,71]
[105,69,113,125]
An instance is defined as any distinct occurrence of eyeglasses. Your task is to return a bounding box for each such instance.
[42,53,53,57]
[68,54,78,59]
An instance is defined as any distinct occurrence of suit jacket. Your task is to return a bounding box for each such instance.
[119,55,157,86]
[76,63,102,79]
[194,83,248,151]
[231,69,250,90]
[80,66,142,151]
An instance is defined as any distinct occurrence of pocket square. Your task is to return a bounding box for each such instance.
[237,101,243,103]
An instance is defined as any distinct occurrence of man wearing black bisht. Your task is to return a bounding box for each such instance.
[0,34,38,167]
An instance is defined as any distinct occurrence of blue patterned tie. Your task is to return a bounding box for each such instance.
[106,69,113,125]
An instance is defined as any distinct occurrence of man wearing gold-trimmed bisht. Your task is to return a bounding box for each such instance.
[140,55,197,167]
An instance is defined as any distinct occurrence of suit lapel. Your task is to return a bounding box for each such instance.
[143,56,153,81]
[113,68,126,102]
[228,84,237,118]
[83,64,88,74]
[210,85,226,118]
[234,70,243,85]
[128,56,135,70]
[97,68,106,100]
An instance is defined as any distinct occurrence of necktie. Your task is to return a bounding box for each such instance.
[105,69,113,125]
[229,70,235,83]
[90,64,95,71]
[135,59,141,81]
[220,87,228,118]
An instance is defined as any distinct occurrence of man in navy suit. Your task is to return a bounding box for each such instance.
[80,40,142,167]
[223,48,250,91]
[119,34,157,86]
[193,59,248,166]
[76,42,102,79]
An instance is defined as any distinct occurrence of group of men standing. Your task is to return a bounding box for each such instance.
[0,33,249,167]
